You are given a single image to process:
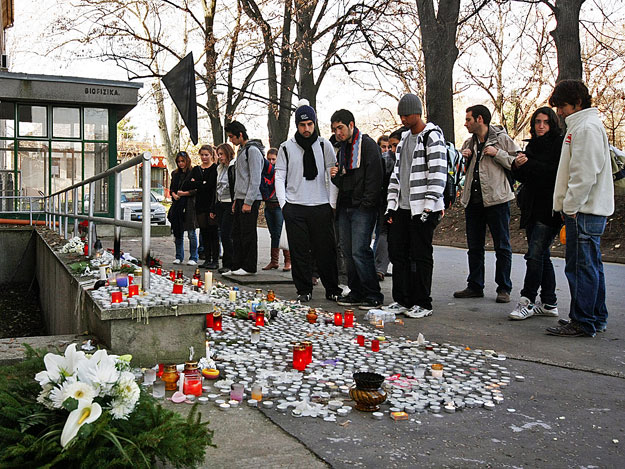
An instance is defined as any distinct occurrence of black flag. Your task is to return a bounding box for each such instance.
[162,53,198,145]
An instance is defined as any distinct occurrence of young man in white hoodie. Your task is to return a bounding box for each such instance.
[546,80,614,338]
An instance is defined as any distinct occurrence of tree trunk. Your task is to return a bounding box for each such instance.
[416,0,460,143]
[295,0,317,109]
[549,0,585,82]
[202,0,224,144]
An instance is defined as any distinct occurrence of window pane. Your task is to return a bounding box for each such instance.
[0,143,16,211]
[18,105,47,137]
[84,108,108,140]
[51,141,82,194]
[84,142,109,212]
[0,140,13,171]
[0,101,15,138]
[53,107,81,138]
[17,140,48,197]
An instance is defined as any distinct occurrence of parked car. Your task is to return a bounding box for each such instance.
[121,189,167,225]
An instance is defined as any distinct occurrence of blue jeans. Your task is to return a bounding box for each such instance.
[175,229,198,262]
[564,213,608,336]
[520,222,560,304]
[337,206,383,303]
[264,203,284,249]
[465,202,512,293]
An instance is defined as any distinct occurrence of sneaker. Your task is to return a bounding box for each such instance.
[337,295,363,306]
[172,259,181,264]
[381,302,408,314]
[326,293,341,302]
[297,293,312,303]
[359,299,383,311]
[508,297,534,321]
[534,302,559,317]
[187,260,198,266]
[546,321,594,337]
[558,318,606,333]
[403,305,433,319]
[453,288,484,299]
[218,267,231,274]
[230,268,254,276]
[496,291,511,303]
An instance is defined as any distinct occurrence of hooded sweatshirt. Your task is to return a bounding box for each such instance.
[234,139,265,205]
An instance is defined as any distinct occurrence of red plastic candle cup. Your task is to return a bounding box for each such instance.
[172,283,183,294]
[150,268,155,273]
[371,339,380,352]
[169,270,176,281]
[343,309,354,328]
[255,311,265,327]
[293,345,306,371]
[156,267,162,275]
[83,244,89,256]
[128,284,139,297]
[357,335,365,347]
[334,312,343,326]
[206,312,214,329]
[128,275,133,284]
[302,341,313,365]
[111,291,123,303]
[213,313,223,331]
[157,363,164,378]
[183,377,203,396]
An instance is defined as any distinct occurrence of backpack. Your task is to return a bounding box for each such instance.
[610,145,625,193]
[422,129,465,209]
[260,159,276,201]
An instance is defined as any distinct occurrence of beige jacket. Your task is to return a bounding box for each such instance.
[460,125,520,208]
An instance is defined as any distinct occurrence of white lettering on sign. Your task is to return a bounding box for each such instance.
[84,87,120,96]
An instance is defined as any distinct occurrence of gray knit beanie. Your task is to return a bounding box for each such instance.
[397,94,423,116]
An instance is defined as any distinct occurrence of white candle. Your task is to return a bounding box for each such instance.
[178,370,185,393]
[205,271,213,292]
[205,339,210,359]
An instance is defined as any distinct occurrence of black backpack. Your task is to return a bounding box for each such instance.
[422,129,465,209]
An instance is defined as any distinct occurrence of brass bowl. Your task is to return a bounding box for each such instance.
[353,372,385,391]
[349,386,387,412]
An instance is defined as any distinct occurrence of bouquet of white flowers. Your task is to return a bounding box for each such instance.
[35,344,140,447]
[60,237,85,254]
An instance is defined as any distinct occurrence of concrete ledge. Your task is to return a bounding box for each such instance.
[0,334,98,366]
[0,227,36,284]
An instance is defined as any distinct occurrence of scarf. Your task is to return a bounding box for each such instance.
[294,128,319,180]
[337,127,362,173]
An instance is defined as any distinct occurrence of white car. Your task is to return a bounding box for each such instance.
[121,189,167,225]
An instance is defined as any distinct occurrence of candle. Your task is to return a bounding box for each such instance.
[230,383,244,402]
[183,376,203,396]
[255,311,265,327]
[205,340,210,359]
[334,312,343,326]
[116,275,128,288]
[292,344,306,371]
[169,270,176,281]
[302,341,313,365]
[371,339,380,352]
[267,290,275,302]
[343,309,354,328]
[192,277,198,286]
[206,312,214,329]
[99,266,107,281]
[205,271,213,292]
[229,288,237,302]
[356,335,365,347]
[157,363,164,378]
[156,267,162,275]
[213,312,223,331]
[128,274,133,284]
[173,279,183,294]
[128,284,139,297]
[111,291,123,303]
[251,385,263,401]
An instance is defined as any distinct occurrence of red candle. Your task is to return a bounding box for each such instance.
[293,345,306,371]
[128,284,139,297]
[83,244,89,256]
[169,270,176,281]
[150,268,155,273]
[111,291,123,303]
[255,311,265,327]
[128,275,133,284]
[343,309,354,328]
[173,282,183,294]
[356,335,365,346]
[371,339,380,352]
[183,377,203,396]
[157,363,164,378]
[302,341,313,365]
[206,312,214,329]
[334,312,343,326]
[156,267,162,275]
[213,313,223,331]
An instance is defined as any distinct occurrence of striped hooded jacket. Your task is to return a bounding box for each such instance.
[386,123,447,216]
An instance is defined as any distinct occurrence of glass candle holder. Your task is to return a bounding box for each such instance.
[293,345,306,371]
[251,384,263,401]
[267,290,275,302]
[229,288,237,302]
[128,284,139,297]
[206,312,214,329]
[111,291,123,304]
[302,341,313,365]
[169,270,176,281]
[173,279,183,294]
[156,267,162,275]
[343,310,354,328]
[213,312,223,331]
[183,371,203,397]
[255,311,265,327]
[371,339,380,352]
[251,327,260,344]
[157,363,164,378]
[230,383,244,402]
[162,365,179,391]
[356,335,365,347]
[152,379,166,399]
[334,312,343,326]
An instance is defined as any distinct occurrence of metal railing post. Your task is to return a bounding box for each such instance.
[73,188,79,237]
[63,193,69,239]
[57,195,62,236]
[142,152,152,292]
[114,171,122,264]
[88,182,95,257]
[29,197,33,226]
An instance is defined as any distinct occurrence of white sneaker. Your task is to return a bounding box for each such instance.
[403,305,433,319]
[187,260,197,266]
[172,259,181,264]
[508,296,534,320]
[534,301,559,317]
[230,268,254,276]
[381,302,408,314]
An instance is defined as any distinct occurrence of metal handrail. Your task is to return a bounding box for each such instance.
[43,151,153,291]
[0,195,44,225]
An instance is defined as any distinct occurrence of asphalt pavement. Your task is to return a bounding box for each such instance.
[108,227,624,468]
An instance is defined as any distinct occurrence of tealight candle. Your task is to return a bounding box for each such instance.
[111,291,123,303]
[128,284,139,297]
[343,310,354,328]
[334,312,343,326]
[356,335,365,347]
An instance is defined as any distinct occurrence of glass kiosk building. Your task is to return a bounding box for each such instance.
[0,71,142,218]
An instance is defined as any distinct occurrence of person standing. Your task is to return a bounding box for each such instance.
[453,105,519,303]
[261,148,291,271]
[382,94,447,319]
[215,143,236,274]
[545,80,614,338]
[330,109,384,310]
[275,100,342,303]
[508,108,564,320]
[224,121,264,276]
[191,145,219,269]
[168,151,198,265]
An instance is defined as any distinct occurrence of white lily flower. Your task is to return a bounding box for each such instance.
[38,344,86,385]
[60,401,102,447]
[76,349,120,395]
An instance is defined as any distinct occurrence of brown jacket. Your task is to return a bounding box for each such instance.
[460,125,520,208]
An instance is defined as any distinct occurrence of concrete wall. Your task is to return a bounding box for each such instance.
[0,227,36,284]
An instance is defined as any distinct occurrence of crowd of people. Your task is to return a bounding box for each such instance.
[167,79,614,339]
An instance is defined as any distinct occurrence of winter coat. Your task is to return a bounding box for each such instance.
[168,169,197,237]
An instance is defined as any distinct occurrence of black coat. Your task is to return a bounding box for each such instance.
[511,133,564,229]
[168,169,197,237]
[190,164,217,213]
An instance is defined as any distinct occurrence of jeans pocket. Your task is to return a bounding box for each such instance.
[577,213,606,237]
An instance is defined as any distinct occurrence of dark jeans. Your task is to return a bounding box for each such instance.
[564,213,608,336]
[282,203,341,297]
[374,214,390,275]
[197,212,220,263]
[520,221,559,304]
[465,202,512,293]
[337,206,383,303]
[216,202,234,269]
[231,199,260,273]
[174,229,198,262]
[264,203,284,249]
[387,209,440,310]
